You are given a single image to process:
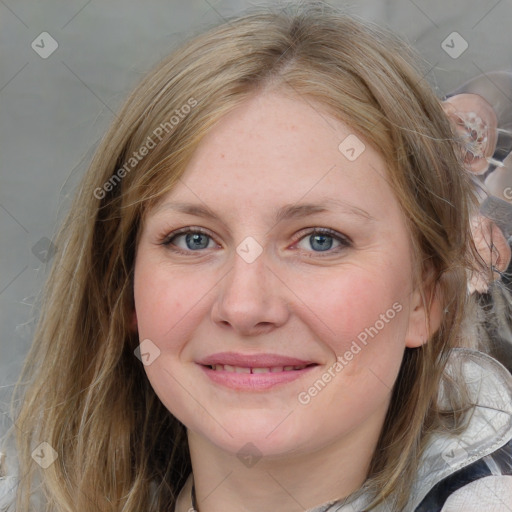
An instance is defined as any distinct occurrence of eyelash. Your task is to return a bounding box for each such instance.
[159,226,352,256]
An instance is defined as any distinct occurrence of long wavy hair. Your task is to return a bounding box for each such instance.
[4,1,508,511]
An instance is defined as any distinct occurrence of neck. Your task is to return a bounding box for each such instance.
[185,419,381,512]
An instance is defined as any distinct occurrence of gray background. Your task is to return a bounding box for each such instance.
[1,0,511,417]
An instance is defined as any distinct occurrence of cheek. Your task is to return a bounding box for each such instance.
[133,257,208,424]
[305,264,412,401]
[291,268,411,438]
[133,257,211,344]
[309,264,410,345]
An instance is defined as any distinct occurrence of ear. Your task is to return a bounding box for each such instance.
[404,279,444,348]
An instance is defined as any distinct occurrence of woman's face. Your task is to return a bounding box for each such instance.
[133,90,432,459]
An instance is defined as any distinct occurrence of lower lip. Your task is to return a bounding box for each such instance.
[198,364,318,391]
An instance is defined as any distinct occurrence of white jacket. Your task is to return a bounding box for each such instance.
[2,349,512,512]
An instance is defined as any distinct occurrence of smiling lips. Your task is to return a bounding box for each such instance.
[208,363,310,373]
[197,352,318,390]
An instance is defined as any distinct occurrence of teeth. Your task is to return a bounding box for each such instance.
[209,364,308,372]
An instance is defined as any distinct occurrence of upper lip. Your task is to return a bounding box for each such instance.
[197,352,316,368]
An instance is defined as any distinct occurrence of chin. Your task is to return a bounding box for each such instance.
[190,412,318,459]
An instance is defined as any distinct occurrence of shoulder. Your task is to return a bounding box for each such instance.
[409,349,512,512]
[440,475,512,511]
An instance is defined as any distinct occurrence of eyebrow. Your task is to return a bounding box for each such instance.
[154,198,375,223]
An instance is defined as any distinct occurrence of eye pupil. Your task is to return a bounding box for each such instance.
[186,233,209,250]
[310,234,333,251]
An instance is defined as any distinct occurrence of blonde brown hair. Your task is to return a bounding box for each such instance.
[4,1,504,510]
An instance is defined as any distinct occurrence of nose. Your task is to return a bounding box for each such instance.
[210,246,291,336]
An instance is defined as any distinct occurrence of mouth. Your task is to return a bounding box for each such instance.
[204,363,316,373]
[197,354,319,391]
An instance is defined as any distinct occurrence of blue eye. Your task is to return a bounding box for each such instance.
[304,233,335,251]
[162,228,215,251]
[294,229,350,253]
[161,227,351,255]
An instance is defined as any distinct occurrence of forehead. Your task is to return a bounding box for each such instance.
[149,91,400,226]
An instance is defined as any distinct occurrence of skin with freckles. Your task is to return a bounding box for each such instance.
[133,90,441,512]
